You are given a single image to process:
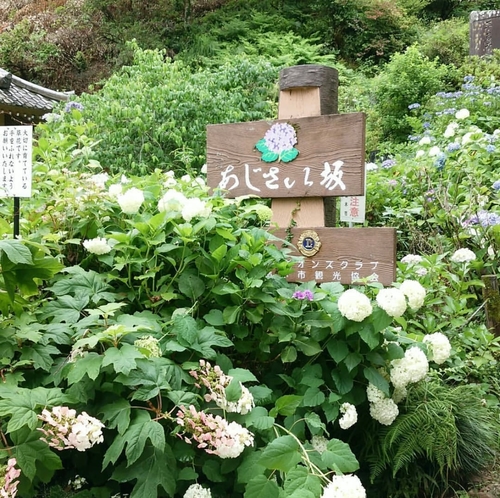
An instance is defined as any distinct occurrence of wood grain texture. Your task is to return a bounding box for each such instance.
[270,227,397,285]
[206,113,366,198]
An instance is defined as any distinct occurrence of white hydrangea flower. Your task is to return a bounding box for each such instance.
[429,146,441,157]
[365,162,378,171]
[376,288,407,317]
[415,149,425,158]
[392,385,408,404]
[423,332,451,364]
[184,483,212,498]
[88,173,109,189]
[399,280,426,310]
[200,163,208,174]
[339,402,358,430]
[366,383,386,404]
[108,183,123,198]
[450,248,476,263]
[217,384,255,415]
[418,136,431,146]
[311,435,328,454]
[444,122,459,138]
[158,189,187,213]
[400,254,423,264]
[390,346,429,389]
[213,421,254,459]
[415,267,428,277]
[117,187,144,215]
[455,108,470,120]
[369,397,399,426]
[337,289,373,322]
[83,237,112,255]
[321,474,366,498]
[134,335,162,358]
[181,198,212,222]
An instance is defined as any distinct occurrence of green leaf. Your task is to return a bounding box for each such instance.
[327,340,349,363]
[172,314,198,347]
[0,240,33,264]
[255,138,268,153]
[284,466,322,497]
[237,452,267,484]
[20,344,59,371]
[304,412,326,434]
[343,352,362,373]
[244,475,281,498]
[225,378,242,402]
[261,151,279,163]
[102,344,143,375]
[99,398,131,435]
[203,309,225,326]
[115,358,172,401]
[359,323,380,349]
[282,345,297,363]
[67,352,103,384]
[371,306,394,333]
[178,273,205,300]
[363,367,390,396]
[112,445,176,498]
[48,267,115,304]
[39,294,89,324]
[227,368,258,383]
[270,395,303,417]
[245,406,275,431]
[13,432,62,481]
[302,387,325,407]
[259,435,302,472]
[280,147,299,163]
[322,439,360,473]
[331,365,353,395]
[294,336,323,356]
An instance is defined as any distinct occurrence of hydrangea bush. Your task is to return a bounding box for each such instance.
[0,124,460,497]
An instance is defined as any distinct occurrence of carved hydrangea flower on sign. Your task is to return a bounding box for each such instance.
[255,122,299,163]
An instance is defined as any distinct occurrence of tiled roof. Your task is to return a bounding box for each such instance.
[0,68,73,112]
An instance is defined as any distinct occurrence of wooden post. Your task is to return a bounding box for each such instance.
[482,275,500,336]
[272,65,339,228]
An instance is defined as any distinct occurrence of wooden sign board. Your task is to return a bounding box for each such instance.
[0,126,32,197]
[271,227,396,285]
[207,113,365,198]
[470,10,500,56]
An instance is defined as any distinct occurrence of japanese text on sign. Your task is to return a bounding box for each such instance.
[0,126,33,198]
[218,160,346,194]
[293,259,379,283]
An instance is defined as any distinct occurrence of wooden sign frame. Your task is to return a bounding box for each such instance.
[207,113,365,198]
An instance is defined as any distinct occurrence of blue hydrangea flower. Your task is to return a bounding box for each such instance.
[492,180,500,191]
[447,142,460,152]
[65,101,84,112]
[408,103,421,110]
[382,159,396,169]
[486,145,496,153]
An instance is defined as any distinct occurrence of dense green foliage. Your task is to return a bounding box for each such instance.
[0,2,500,498]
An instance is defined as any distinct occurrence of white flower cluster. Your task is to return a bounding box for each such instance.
[423,332,451,364]
[82,236,112,255]
[311,435,328,454]
[184,483,212,498]
[134,335,162,358]
[366,384,399,426]
[38,406,104,452]
[117,187,144,215]
[321,474,366,498]
[390,347,428,389]
[338,402,358,430]
[399,280,426,310]
[190,361,255,415]
[157,189,212,222]
[400,254,423,264]
[337,289,372,322]
[376,288,407,318]
[450,248,476,263]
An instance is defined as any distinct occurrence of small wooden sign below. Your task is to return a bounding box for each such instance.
[207,113,365,198]
[270,227,396,285]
